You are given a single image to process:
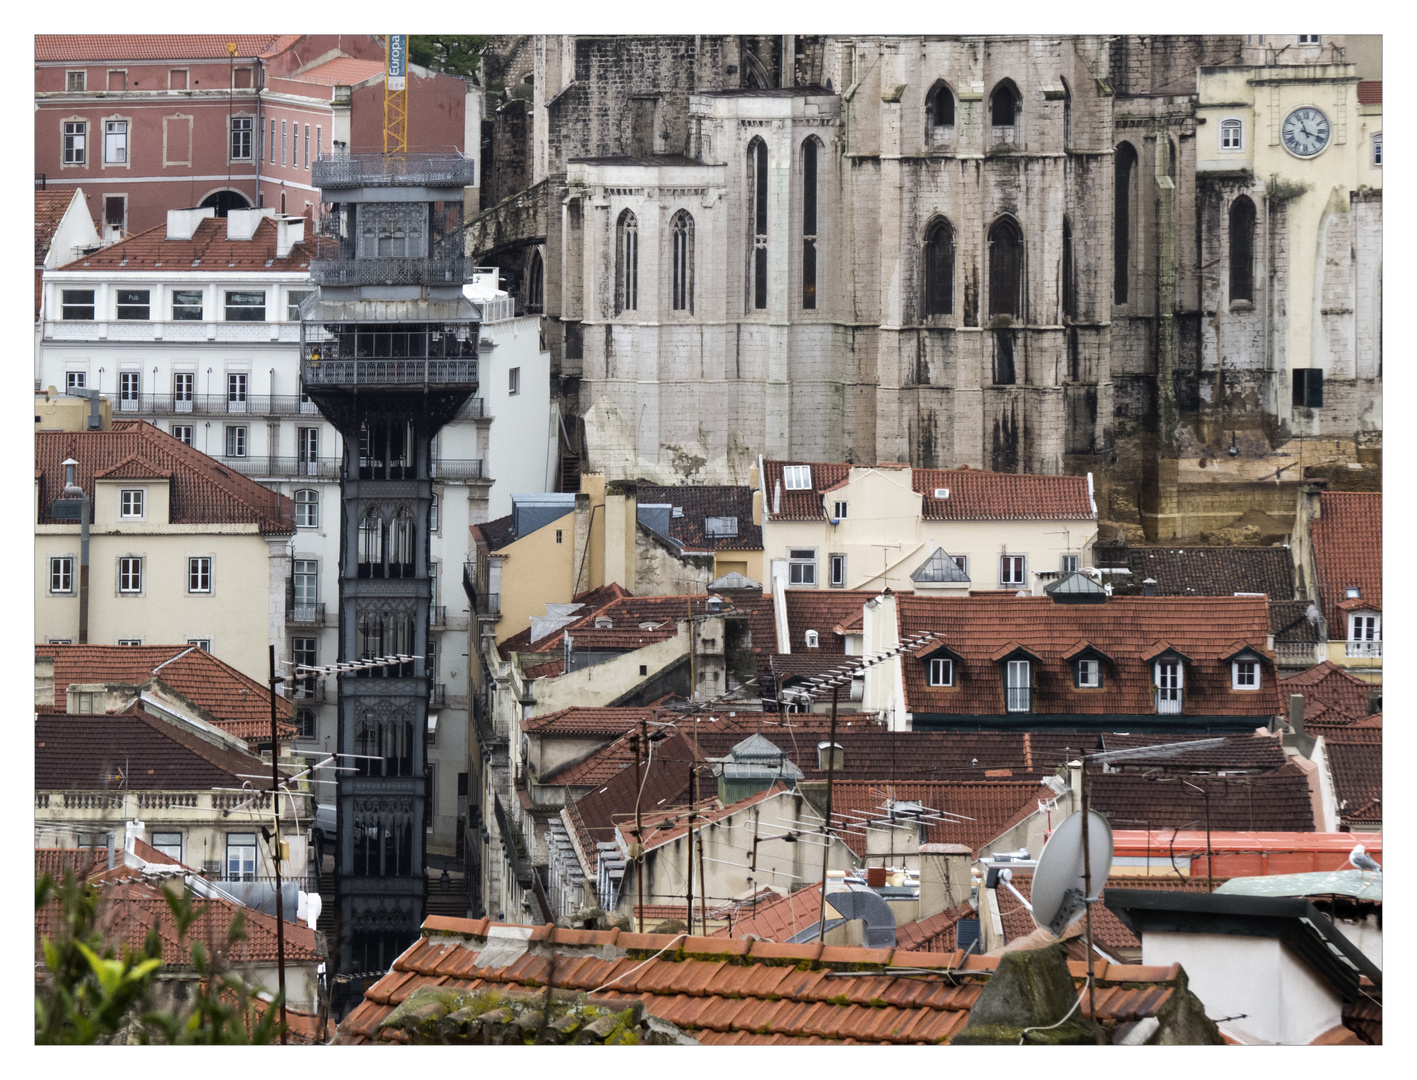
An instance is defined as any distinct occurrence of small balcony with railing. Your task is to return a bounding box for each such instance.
[1155,688,1184,715]
[429,684,447,707]
[1345,639,1382,659]
[1004,686,1031,713]
[287,600,327,626]
[112,393,324,418]
[312,151,476,191]
[221,455,340,480]
[301,322,479,390]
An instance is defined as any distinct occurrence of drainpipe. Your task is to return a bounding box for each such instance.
[62,458,90,644]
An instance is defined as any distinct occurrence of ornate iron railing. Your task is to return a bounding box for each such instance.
[313,152,476,189]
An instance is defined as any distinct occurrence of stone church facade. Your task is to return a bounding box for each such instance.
[467,35,1381,533]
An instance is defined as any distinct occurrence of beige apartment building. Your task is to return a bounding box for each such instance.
[35,419,292,683]
[758,459,1098,597]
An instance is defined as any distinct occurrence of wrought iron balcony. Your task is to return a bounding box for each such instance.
[1004,687,1031,713]
[429,605,447,629]
[303,356,478,389]
[429,684,447,707]
[287,602,327,625]
[313,152,476,190]
[308,255,469,288]
[107,393,323,417]
[1155,690,1184,715]
[455,397,487,420]
[219,456,340,480]
[430,458,486,480]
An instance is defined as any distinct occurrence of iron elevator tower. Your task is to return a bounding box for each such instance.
[301,149,478,1015]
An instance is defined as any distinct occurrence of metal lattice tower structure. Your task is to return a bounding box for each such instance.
[302,144,477,1016]
[383,34,409,157]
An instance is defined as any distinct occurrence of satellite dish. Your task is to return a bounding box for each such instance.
[1029,809,1113,937]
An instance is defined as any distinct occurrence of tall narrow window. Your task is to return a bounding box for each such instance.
[1114,142,1137,305]
[990,79,1020,143]
[281,120,287,166]
[748,137,768,310]
[988,217,1023,317]
[671,209,695,313]
[1220,119,1243,151]
[358,510,384,578]
[923,218,954,316]
[615,209,638,314]
[527,250,544,312]
[1229,195,1255,303]
[63,121,87,165]
[230,116,253,161]
[1061,79,1072,147]
[1005,660,1031,712]
[802,138,819,309]
[1062,218,1076,321]
[928,80,955,128]
[103,120,128,164]
[389,507,415,578]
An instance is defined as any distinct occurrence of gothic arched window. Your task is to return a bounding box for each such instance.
[802,137,820,309]
[615,209,638,315]
[928,80,955,128]
[671,210,695,313]
[990,79,1021,142]
[527,249,544,312]
[1229,195,1256,302]
[923,218,954,317]
[389,507,415,578]
[1114,141,1138,305]
[988,217,1024,317]
[358,510,383,578]
[748,137,768,310]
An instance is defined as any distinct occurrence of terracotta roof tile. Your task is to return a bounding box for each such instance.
[38,643,294,732]
[56,215,324,274]
[293,57,386,85]
[35,35,286,62]
[1310,492,1381,625]
[36,422,292,534]
[36,189,83,267]
[1127,545,1295,598]
[1280,661,1378,727]
[711,884,824,941]
[520,706,658,736]
[827,780,1049,857]
[1089,767,1317,832]
[782,590,879,653]
[1325,741,1382,826]
[898,594,1280,719]
[1357,80,1382,104]
[912,468,1094,520]
[337,918,1191,1044]
[637,484,763,552]
[760,460,852,520]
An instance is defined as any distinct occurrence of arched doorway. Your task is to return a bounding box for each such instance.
[199,190,252,217]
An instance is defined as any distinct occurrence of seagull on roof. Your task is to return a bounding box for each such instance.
[1348,844,1382,873]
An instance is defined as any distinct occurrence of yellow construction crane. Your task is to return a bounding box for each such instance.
[384,34,408,155]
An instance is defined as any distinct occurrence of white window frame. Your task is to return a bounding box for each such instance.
[1000,554,1027,587]
[103,118,129,166]
[951,554,968,576]
[1076,658,1101,688]
[1348,612,1380,640]
[1005,659,1031,712]
[928,657,954,687]
[804,630,819,649]
[1373,132,1382,167]
[171,423,193,446]
[66,371,87,391]
[171,290,203,321]
[62,289,95,320]
[294,488,319,528]
[172,371,195,411]
[430,492,440,533]
[305,123,310,169]
[788,548,818,587]
[226,372,248,411]
[50,556,75,594]
[225,833,256,881]
[188,556,212,594]
[509,366,521,395]
[1220,118,1243,152]
[186,638,211,651]
[224,290,266,321]
[833,500,848,519]
[225,425,248,458]
[65,70,86,92]
[1155,659,1184,713]
[62,120,87,166]
[293,560,319,609]
[118,370,141,409]
[150,831,183,862]
[1231,659,1260,690]
[1298,34,1321,44]
[229,115,254,161]
[119,489,145,520]
[118,556,143,594]
[115,288,150,321]
[1061,554,1079,574]
[286,290,313,321]
[783,465,812,490]
[828,553,846,588]
[281,119,287,166]
[117,638,142,646]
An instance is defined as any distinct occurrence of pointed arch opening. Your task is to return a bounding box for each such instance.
[1114,141,1138,305]
[927,80,956,128]
[748,136,769,310]
[527,249,544,312]
[990,79,1022,143]
[358,509,384,579]
[923,217,955,317]
[1229,195,1256,302]
[1061,78,1072,147]
[988,216,1024,317]
[389,506,415,578]
[802,136,821,309]
[671,209,695,313]
[615,209,638,315]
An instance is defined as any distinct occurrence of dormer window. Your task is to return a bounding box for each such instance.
[1075,659,1101,688]
[928,658,953,686]
[594,616,613,629]
[705,516,738,537]
[1347,613,1381,658]
[1004,660,1031,712]
[783,465,812,490]
[804,629,819,648]
[1231,660,1260,689]
[817,742,843,770]
[1154,659,1184,714]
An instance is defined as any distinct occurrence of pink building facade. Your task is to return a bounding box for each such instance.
[36,35,475,237]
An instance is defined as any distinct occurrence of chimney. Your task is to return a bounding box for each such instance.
[35,655,56,709]
[226,206,272,241]
[166,206,215,240]
[918,843,973,919]
[1143,577,1157,597]
[276,215,305,259]
[1289,693,1305,736]
[752,487,763,527]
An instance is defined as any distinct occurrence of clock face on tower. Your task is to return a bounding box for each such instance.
[1281,106,1331,158]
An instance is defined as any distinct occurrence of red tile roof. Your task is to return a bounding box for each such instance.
[826,780,1049,857]
[1089,764,1317,832]
[1310,492,1381,625]
[1325,741,1381,826]
[521,706,658,737]
[636,484,764,552]
[293,57,386,85]
[35,35,286,62]
[782,590,878,653]
[36,189,82,267]
[760,460,1094,522]
[36,421,292,534]
[56,214,321,274]
[1280,661,1378,727]
[711,883,824,941]
[912,468,1094,521]
[34,847,110,882]
[1357,80,1381,104]
[36,704,282,791]
[1127,545,1295,599]
[336,918,1193,1045]
[898,594,1280,719]
[37,643,295,741]
[36,876,319,969]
